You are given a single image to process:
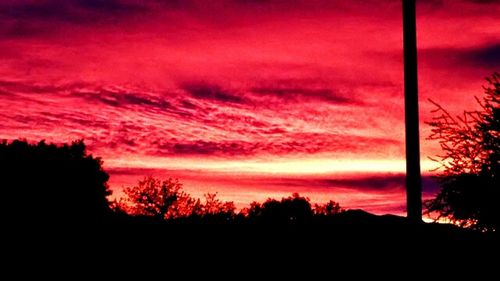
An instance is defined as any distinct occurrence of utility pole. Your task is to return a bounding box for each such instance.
[403,0,422,222]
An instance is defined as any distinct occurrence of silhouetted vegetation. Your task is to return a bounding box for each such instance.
[1,139,494,243]
[116,176,193,219]
[244,193,313,224]
[116,177,337,224]
[425,73,499,231]
[115,176,236,220]
[0,139,112,224]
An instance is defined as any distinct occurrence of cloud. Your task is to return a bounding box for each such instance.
[181,82,245,104]
[0,0,150,39]
[168,140,254,156]
[463,43,500,67]
[466,0,500,4]
[76,88,172,110]
[250,87,355,104]
[420,42,500,70]
[321,174,406,190]
[254,173,439,193]
[0,79,68,95]
[143,133,401,157]
[0,78,404,162]
[0,0,146,23]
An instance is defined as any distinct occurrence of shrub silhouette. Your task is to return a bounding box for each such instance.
[425,73,499,231]
[0,139,112,224]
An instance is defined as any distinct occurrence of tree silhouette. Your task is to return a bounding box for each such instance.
[193,193,236,218]
[121,176,192,219]
[246,193,314,224]
[120,177,235,220]
[313,200,344,216]
[425,73,499,231]
[0,139,112,224]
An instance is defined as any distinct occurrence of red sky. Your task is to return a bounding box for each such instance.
[0,0,499,215]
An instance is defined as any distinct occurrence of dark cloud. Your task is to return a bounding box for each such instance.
[181,82,245,104]
[76,0,141,11]
[241,173,438,193]
[416,0,500,5]
[258,175,403,190]
[250,87,355,104]
[322,175,406,190]
[179,99,197,109]
[104,167,438,194]
[153,140,255,156]
[145,133,401,157]
[0,0,147,25]
[0,22,47,38]
[466,0,500,4]
[421,42,500,69]
[463,43,500,67]
[104,167,166,176]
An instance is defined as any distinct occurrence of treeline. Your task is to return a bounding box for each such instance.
[111,175,343,224]
[2,139,496,244]
[0,139,343,226]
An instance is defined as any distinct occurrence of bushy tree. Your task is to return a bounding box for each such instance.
[121,176,191,219]
[425,73,499,231]
[246,193,314,224]
[0,139,112,224]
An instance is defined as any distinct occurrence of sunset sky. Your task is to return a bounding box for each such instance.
[1,0,499,215]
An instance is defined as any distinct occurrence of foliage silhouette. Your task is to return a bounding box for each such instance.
[313,200,344,216]
[425,73,499,231]
[119,176,236,220]
[119,178,346,225]
[0,139,112,224]
[1,139,492,242]
[192,192,236,219]
[119,176,190,219]
[245,193,314,224]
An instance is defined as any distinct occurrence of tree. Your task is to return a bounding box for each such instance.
[121,176,192,219]
[193,193,236,218]
[246,193,314,224]
[313,200,344,216]
[120,177,236,220]
[425,73,499,231]
[0,139,112,224]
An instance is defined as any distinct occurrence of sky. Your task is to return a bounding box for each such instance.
[0,0,499,215]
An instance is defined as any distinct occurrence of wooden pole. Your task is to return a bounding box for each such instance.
[403,0,422,222]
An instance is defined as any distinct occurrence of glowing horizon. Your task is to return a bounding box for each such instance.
[105,156,438,175]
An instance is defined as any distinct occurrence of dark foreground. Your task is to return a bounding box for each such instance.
[9,210,498,274]
[38,209,497,245]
